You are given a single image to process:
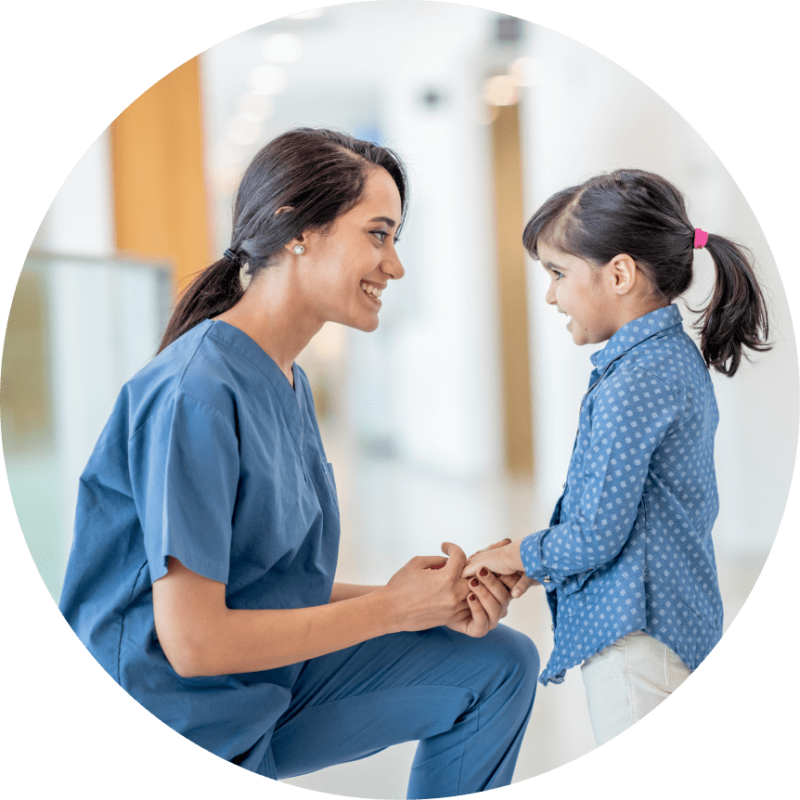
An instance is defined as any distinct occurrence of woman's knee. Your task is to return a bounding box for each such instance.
[487,624,539,673]
[464,625,539,703]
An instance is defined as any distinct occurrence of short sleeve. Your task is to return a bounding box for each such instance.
[129,392,239,584]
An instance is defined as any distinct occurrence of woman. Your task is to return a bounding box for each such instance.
[59,128,539,798]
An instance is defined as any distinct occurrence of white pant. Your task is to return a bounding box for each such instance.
[580,630,692,746]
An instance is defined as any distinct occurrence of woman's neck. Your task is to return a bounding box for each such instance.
[214,272,323,386]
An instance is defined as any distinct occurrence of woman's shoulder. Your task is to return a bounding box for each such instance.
[125,320,243,426]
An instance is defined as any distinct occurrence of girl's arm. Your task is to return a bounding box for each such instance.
[153,543,496,678]
[466,367,681,586]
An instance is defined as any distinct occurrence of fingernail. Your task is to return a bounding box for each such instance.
[470,578,479,587]
[479,567,489,577]
[469,594,477,601]
[512,589,521,598]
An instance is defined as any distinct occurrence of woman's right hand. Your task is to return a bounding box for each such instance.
[379,542,472,633]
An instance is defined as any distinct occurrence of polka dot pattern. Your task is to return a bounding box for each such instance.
[522,305,724,685]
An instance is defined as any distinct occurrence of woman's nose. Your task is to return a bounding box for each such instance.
[382,251,405,280]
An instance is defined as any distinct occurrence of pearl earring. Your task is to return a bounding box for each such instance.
[294,245,305,255]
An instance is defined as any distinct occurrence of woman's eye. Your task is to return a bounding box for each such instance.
[372,230,388,243]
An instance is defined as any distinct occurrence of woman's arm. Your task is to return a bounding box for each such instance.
[329,582,381,602]
[154,543,480,678]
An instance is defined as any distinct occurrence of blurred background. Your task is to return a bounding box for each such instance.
[1,1,797,795]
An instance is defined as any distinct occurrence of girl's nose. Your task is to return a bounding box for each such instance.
[545,281,557,305]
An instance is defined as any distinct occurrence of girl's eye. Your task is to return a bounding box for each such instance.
[552,270,564,280]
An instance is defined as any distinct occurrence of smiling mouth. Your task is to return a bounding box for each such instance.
[360,281,383,302]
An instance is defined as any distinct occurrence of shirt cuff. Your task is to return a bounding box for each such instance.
[520,530,558,590]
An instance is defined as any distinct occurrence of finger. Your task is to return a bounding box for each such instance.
[415,555,453,570]
[497,572,520,591]
[468,577,503,625]
[466,591,490,637]
[511,575,538,599]
[468,538,512,560]
[485,538,513,551]
[441,542,467,574]
[475,568,511,607]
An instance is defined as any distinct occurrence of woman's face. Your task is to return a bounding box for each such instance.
[296,166,405,332]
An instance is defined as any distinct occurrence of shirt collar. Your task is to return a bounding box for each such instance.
[590,304,683,370]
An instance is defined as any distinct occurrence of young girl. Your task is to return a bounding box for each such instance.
[463,168,770,745]
[59,127,539,795]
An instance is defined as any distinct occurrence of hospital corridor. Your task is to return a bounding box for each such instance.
[1,3,796,797]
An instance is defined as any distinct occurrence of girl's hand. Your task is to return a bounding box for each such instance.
[462,538,539,599]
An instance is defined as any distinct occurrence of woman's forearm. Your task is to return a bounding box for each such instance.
[154,552,470,678]
[155,564,398,677]
[329,582,381,602]
[201,592,397,676]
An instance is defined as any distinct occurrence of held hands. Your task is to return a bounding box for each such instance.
[381,541,533,639]
[461,538,539,598]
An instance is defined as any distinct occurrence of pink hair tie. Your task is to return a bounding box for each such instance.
[693,228,709,249]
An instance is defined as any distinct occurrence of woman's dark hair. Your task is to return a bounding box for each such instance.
[157,127,409,353]
[521,168,770,377]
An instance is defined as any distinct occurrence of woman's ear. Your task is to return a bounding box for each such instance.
[274,206,307,255]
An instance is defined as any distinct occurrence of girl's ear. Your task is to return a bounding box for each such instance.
[607,254,637,295]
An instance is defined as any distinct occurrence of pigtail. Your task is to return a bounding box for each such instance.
[157,256,244,354]
[696,234,771,377]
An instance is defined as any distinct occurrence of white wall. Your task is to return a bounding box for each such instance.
[372,9,504,480]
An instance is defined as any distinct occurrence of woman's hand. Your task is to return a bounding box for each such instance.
[462,538,539,599]
[378,542,473,633]
[445,566,514,638]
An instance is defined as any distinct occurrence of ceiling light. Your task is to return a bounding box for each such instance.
[483,75,519,106]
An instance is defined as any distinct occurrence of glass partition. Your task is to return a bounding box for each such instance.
[1,253,171,602]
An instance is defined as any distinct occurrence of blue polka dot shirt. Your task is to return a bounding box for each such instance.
[521,304,724,686]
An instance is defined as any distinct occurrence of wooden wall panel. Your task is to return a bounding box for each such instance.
[111,57,212,294]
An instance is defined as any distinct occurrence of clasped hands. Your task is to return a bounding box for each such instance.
[428,539,538,637]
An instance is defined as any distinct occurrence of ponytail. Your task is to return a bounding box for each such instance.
[695,234,771,377]
[522,168,771,378]
[156,256,244,354]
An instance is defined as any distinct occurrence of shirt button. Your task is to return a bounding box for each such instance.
[550,624,555,632]
[542,576,551,583]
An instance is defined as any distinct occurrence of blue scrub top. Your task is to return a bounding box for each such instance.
[59,319,341,771]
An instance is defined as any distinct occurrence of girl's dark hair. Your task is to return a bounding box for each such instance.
[522,168,770,377]
[157,127,409,353]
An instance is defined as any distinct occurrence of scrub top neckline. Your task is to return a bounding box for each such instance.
[205,318,299,393]
[203,320,309,454]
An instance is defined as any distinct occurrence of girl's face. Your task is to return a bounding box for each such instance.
[295,166,404,332]
[538,241,619,346]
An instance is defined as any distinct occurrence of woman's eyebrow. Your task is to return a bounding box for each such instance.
[368,215,397,228]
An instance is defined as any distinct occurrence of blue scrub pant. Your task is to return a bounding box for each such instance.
[265,624,539,798]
